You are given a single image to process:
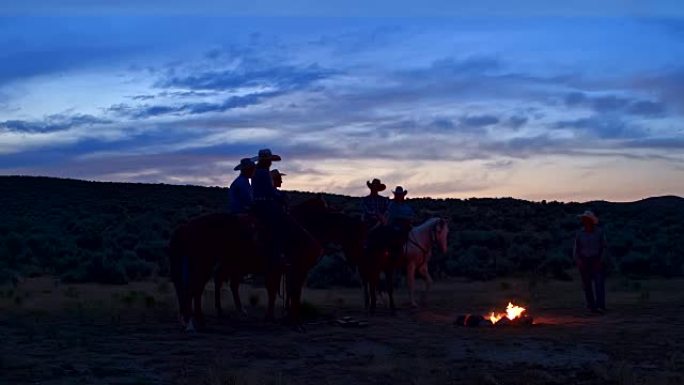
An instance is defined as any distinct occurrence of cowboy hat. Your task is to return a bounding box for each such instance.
[366,178,386,191]
[270,169,286,177]
[233,157,255,171]
[577,210,599,224]
[392,186,408,196]
[257,148,281,162]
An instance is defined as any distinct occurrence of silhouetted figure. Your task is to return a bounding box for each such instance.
[573,210,607,314]
[270,169,288,211]
[361,178,390,230]
[229,158,256,214]
[387,186,415,261]
[252,148,287,269]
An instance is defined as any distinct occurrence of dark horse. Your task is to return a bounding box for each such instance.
[169,212,321,331]
[214,196,367,316]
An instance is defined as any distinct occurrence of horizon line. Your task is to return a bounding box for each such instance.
[3,174,682,205]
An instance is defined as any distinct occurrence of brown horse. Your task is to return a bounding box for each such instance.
[214,196,366,316]
[169,212,321,331]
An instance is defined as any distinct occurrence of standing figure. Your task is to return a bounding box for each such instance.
[573,210,607,314]
[361,178,390,231]
[387,186,415,262]
[229,158,256,214]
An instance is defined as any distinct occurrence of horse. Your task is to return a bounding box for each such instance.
[404,217,449,307]
[360,217,449,314]
[169,212,321,331]
[214,196,366,316]
[290,196,366,268]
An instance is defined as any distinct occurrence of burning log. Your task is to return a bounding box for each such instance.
[454,302,534,327]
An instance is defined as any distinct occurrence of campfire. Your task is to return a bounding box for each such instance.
[455,302,534,327]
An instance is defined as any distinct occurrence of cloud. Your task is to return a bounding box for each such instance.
[108,92,280,119]
[506,115,528,129]
[459,114,500,128]
[554,116,646,139]
[563,91,667,117]
[160,62,338,92]
[0,114,111,133]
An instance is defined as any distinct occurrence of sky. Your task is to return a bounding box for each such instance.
[1,1,683,202]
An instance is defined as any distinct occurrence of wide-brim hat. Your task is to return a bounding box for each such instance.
[577,210,599,224]
[392,186,408,196]
[234,157,256,171]
[366,178,386,191]
[270,169,286,178]
[257,148,281,162]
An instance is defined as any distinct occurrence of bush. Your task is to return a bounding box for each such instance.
[307,254,357,289]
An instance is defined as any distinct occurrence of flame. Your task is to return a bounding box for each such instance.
[488,302,526,324]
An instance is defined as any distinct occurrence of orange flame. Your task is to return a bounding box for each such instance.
[488,302,526,324]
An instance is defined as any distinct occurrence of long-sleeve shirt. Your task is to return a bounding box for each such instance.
[387,200,415,226]
[229,175,253,214]
[252,168,276,202]
[573,228,606,260]
[361,195,390,222]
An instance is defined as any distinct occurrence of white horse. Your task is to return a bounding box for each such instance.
[403,217,449,307]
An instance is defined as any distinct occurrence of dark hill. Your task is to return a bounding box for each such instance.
[0,175,682,285]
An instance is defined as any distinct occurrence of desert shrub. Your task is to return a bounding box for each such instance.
[307,254,357,288]
[620,251,651,276]
[86,254,128,284]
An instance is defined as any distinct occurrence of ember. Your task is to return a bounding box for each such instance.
[454,302,534,327]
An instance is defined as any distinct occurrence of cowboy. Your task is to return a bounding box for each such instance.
[573,210,607,314]
[270,169,288,211]
[252,148,287,267]
[361,178,390,230]
[229,158,256,214]
[387,186,415,261]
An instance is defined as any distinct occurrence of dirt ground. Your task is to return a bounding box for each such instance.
[1,274,683,385]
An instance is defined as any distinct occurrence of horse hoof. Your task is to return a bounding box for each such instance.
[239,309,249,318]
[185,319,198,333]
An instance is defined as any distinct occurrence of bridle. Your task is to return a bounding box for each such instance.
[407,219,444,259]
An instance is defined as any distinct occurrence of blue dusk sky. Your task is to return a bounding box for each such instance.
[1,1,683,201]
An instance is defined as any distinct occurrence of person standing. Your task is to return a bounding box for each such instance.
[229,158,256,214]
[573,210,607,314]
[361,178,390,231]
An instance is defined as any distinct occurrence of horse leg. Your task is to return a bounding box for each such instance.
[214,274,223,318]
[265,272,280,322]
[230,274,247,316]
[288,276,305,331]
[385,268,397,315]
[407,262,418,308]
[362,277,370,311]
[174,281,191,328]
[419,264,433,305]
[192,291,205,331]
[368,274,378,315]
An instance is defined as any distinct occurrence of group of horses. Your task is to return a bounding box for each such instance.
[168,196,449,331]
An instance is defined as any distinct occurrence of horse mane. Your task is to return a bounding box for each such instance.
[414,217,442,232]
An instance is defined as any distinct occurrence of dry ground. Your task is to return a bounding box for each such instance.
[1,273,683,385]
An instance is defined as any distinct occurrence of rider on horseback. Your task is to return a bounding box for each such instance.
[270,169,288,212]
[229,158,256,214]
[252,148,288,269]
[361,178,390,231]
[387,186,415,262]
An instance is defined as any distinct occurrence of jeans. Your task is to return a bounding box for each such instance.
[578,258,605,310]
